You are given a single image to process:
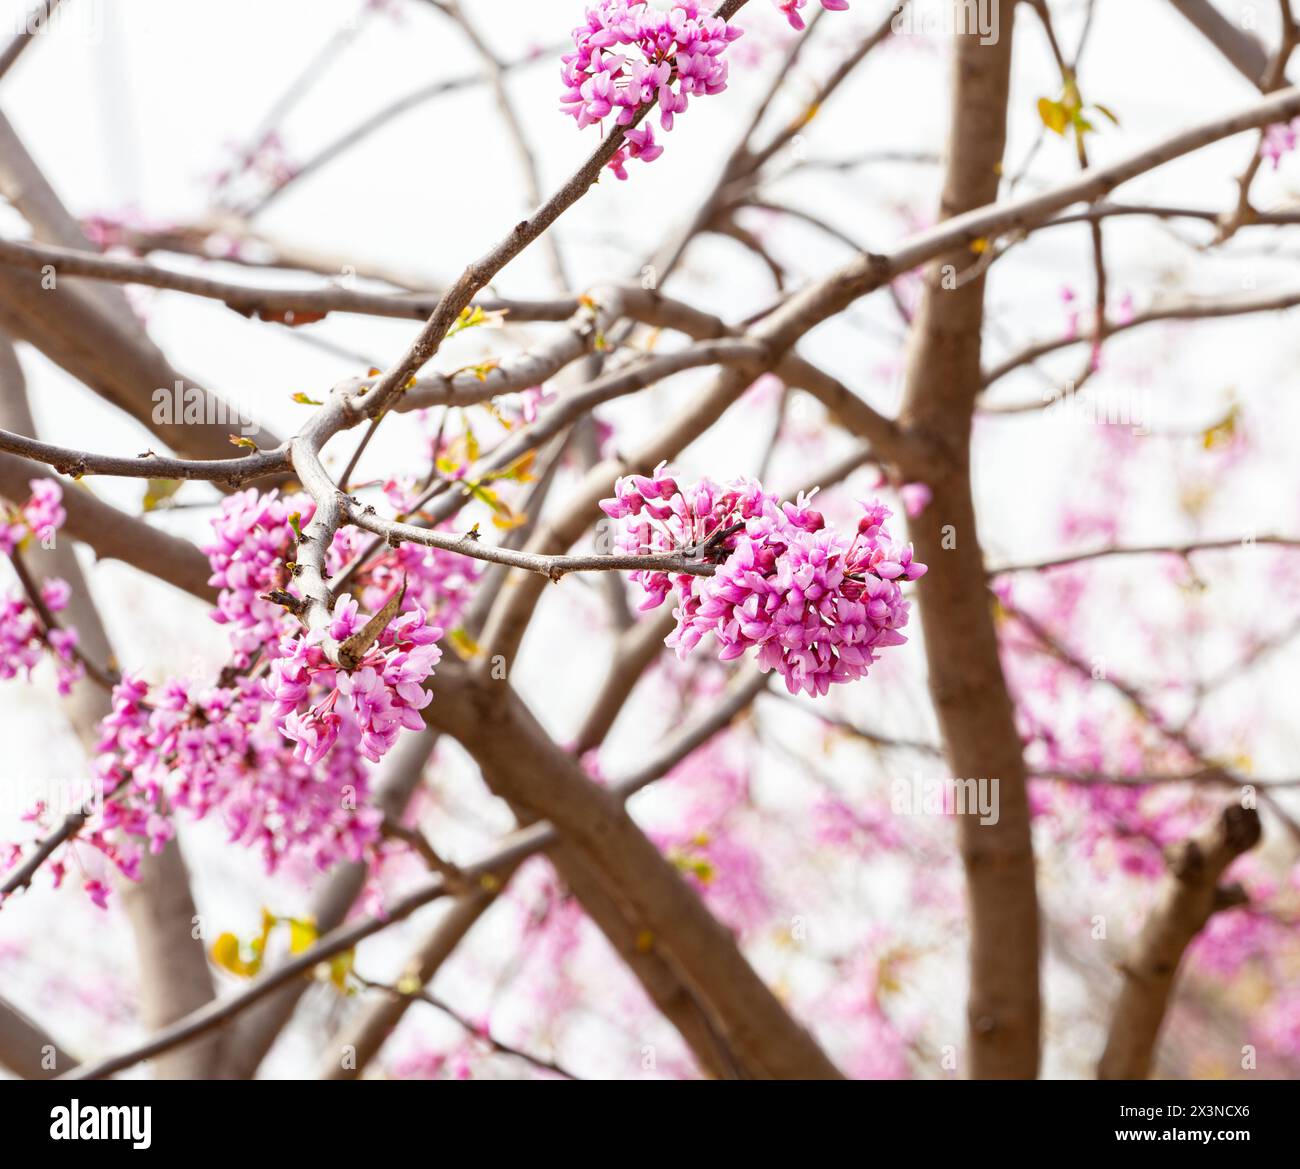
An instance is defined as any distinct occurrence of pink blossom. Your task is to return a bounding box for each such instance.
[561,1,743,177]
[601,465,925,695]
[1262,118,1300,168]
[774,0,849,32]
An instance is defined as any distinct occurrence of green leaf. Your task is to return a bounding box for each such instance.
[290,391,323,406]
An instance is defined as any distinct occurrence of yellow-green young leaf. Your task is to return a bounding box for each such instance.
[448,304,504,337]
[490,505,526,531]
[326,949,354,992]
[448,626,482,660]
[1038,97,1069,135]
[456,359,499,382]
[1202,404,1240,450]
[142,478,182,513]
[251,908,277,959]
[210,932,260,978]
[288,917,319,955]
[1094,102,1120,126]
[445,417,480,466]
[229,435,258,450]
[291,392,323,406]
[466,479,501,511]
[465,480,525,530]
[497,450,536,484]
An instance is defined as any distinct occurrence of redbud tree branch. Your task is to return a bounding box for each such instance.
[1098,804,1263,1079]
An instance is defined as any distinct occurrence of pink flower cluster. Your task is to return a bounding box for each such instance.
[774,0,848,31]
[0,481,82,696]
[3,479,65,548]
[87,669,377,879]
[208,487,476,668]
[3,481,478,904]
[560,1,742,179]
[600,465,926,696]
[268,597,443,766]
[206,488,312,668]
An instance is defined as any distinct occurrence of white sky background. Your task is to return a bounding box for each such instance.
[0,0,1298,1078]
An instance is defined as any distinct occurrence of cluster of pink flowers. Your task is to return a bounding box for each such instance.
[600,465,925,696]
[204,485,465,787]
[0,582,81,697]
[3,480,479,904]
[0,481,82,696]
[206,488,311,668]
[561,1,743,178]
[268,598,443,766]
[89,670,378,877]
[774,0,848,32]
[209,486,476,668]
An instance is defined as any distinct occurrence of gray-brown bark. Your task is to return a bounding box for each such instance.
[895,3,1040,1078]
[424,663,841,1079]
[1098,804,1262,1080]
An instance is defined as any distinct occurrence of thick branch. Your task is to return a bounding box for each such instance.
[895,4,1040,1079]
[1098,804,1263,1079]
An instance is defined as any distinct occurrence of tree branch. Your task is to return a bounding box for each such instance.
[1098,804,1263,1079]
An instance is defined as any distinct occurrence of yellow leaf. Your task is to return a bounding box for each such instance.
[288,917,319,955]
[1037,96,1069,135]
[210,932,260,978]
[1202,404,1239,450]
[142,478,182,513]
[448,626,482,660]
[490,506,527,531]
[326,949,354,991]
